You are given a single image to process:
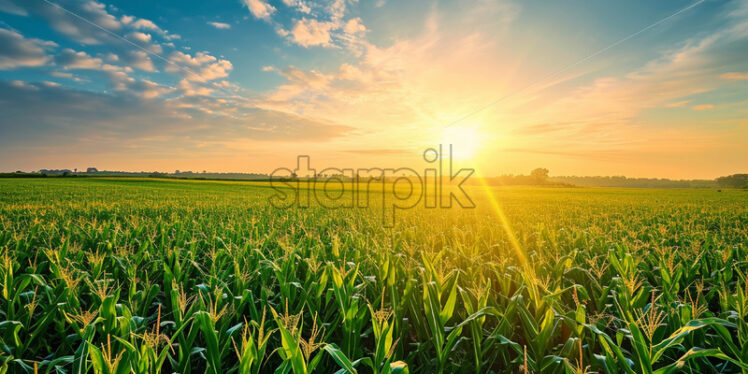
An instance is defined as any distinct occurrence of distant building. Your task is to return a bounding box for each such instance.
[86,167,98,173]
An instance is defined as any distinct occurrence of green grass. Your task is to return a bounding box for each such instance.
[0,177,747,373]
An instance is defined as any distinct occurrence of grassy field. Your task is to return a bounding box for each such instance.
[0,177,747,373]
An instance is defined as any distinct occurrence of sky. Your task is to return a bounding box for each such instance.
[0,0,746,179]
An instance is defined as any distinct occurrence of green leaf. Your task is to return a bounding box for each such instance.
[324,344,357,374]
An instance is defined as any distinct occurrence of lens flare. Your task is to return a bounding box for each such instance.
[441,126,481,160]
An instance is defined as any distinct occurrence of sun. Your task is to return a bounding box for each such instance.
[440,125,482,160]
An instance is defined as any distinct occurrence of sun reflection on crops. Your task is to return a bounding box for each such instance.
[472,166,529,268]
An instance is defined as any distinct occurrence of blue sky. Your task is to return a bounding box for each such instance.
[0,0,746,178]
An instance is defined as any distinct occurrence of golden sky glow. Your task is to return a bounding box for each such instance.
[0,0,746,178]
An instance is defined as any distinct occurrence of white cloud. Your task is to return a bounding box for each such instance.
[343,18,366,35]
[130,17,180,40]
[243,0,275,20]
[272,0,369,50]
[126,50,156,72]
[80,1,121,30]
[40,0,122,44]
[167,51,233,82]
[103,67,136,91]
[8,0,180,69]
[208,22,231,30]
[54,48,103,69]
[0,28,54,70]
[131,18,160,31]
[280,66,330,88]
[178,79,213,96]
[132,79,175,99]
[289,18,335,47]
[127,31,152,44]
[328,0,346,22]
[281,0,311,14]
[51,48,158,93]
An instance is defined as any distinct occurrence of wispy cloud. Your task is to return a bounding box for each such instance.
[721,72,748,80]
[208,21,231,30]
[0,0,26,16]
[692,104,715,111]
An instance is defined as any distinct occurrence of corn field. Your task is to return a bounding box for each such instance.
[1,177,747,373]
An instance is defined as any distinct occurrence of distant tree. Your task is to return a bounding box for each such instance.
[531,168,549,184]
[86,167,98,173]
[716,174,748,188]
[175,170,180,174]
